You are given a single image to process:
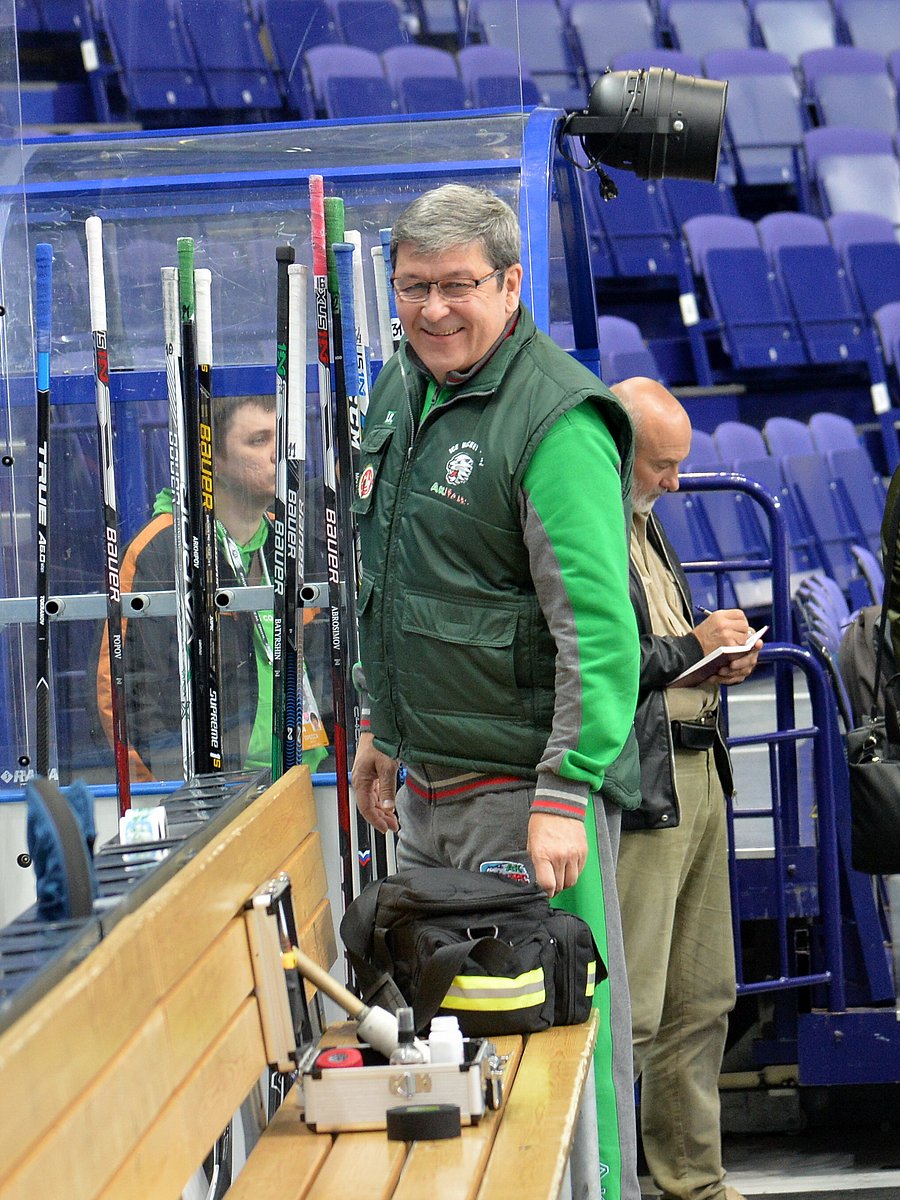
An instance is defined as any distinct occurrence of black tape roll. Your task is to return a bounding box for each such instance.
[386,1103,461,1141]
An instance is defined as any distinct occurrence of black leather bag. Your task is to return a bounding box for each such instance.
[846,708,900,874]
[845,492,900,875]
[340,867,605,1035]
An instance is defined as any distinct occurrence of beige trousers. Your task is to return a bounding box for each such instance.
[617,748,736,1200]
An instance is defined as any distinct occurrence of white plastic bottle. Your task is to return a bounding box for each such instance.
[428,1015,465,1064]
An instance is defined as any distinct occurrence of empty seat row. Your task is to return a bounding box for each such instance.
[659,410,886,612]
[90,0,550,120]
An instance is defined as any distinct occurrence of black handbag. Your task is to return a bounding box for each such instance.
[339,867,605,1035]
[845,488,900,875]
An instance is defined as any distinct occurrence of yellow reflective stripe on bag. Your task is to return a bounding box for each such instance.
[585,958,596,998]
[441,967,546,1012]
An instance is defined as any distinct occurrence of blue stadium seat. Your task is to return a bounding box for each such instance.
[748,0,838,66]
[15,0,43,33]
[801,126,900,226]
[808,411,861,454]
[683,428,720,469]
[732,454,824,579]
[714,420,768,465]
[98,0,210,114]
[611,49,703,76]
[456,44,542,108]
[827,445,887,556]
[827,211,900,320]
[756,211,873,366]
[259,0,338,118]
[563,0,660,82]
[470,0,584,108]
[663,0,755,59]
[327,0,410,52]
[833,0,900,55]
[764,415,816,458]
[704,49,806,187]
[597,314,663,383]
[682,214,807,370]
[304,43,395,116]
[179,0,282,112]
[652,489,735,612]
[39,0,83,33]
[800,47,898,136]
[409,0,464,40]
[874,301,900,390]
[780,451,867,594]
[588,167,684,278]
[381,44,466,113]
[657,177,738,228]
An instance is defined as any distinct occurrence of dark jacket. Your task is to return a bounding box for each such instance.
[624,511,734,831]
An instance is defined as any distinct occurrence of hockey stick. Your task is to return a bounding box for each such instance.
[335,237,393,883]
[271,245,294,779]
[85,216,131,816]
[370,244,395,369]
[344,229,371,419]
[34,243,54,779]
[177,241,223,773]
[379,228,403,355]
[325,200,371,895]
[309,175,356,922]
[286,262,308,770]
[161,266,194,781]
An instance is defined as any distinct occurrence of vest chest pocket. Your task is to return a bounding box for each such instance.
[398,593,524,720]
[352,424,395,516]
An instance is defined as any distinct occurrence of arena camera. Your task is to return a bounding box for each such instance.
[561,67,728,193]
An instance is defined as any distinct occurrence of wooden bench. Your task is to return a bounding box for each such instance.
[0,766,599,1200]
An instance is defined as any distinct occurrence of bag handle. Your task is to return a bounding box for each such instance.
[412,935,517,1031]
[871,473,900,725]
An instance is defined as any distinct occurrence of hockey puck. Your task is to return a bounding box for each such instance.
[386,1104,461,1141]
[314,1047,364,1070]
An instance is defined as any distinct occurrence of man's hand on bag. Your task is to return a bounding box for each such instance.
[351,732,400,834]
[527,812,587,898]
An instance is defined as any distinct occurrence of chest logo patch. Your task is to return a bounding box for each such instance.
[358,464,375,499]
[446,452,474,486]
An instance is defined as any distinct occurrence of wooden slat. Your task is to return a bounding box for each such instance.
[96,1000,265,1200]
[0,765,312,1187]
[1,919,256,1200]
[305,1132,406,1200]
[226,1086,332,1200]
[477,1013,598,1200]
[278,830,330,932]
[391,1035,525,1200]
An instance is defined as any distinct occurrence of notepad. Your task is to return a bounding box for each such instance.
[671,625,768,688]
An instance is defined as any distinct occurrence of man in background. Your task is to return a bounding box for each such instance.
[91,393,326,780]
[612,376,760,1200]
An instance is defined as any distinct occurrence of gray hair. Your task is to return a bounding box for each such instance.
[390,184,521,272]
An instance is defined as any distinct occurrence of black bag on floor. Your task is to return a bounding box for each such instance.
[339,866,605,1035]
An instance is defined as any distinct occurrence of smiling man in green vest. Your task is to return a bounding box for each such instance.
[350,183,641,1200]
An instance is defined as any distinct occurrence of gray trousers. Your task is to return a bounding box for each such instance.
[395,782,641,1200]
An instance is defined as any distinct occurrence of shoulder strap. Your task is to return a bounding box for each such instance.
[412,935,516,1031]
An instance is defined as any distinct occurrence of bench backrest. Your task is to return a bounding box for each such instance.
[0,765,333,1200]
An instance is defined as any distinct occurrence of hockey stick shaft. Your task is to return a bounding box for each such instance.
[379,228,403,354]
[371,244,394,368]
[272,245,294,778]
[177,240,222,772]
[85,216,131,816]
[286,262,308,769]
[34,242,53,778]
[335,238,394,882]
[326,201,371,893]
[310,175,356,921]
[161,266,194,780]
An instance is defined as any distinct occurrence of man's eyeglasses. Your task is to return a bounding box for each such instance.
[391,268,505,304]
